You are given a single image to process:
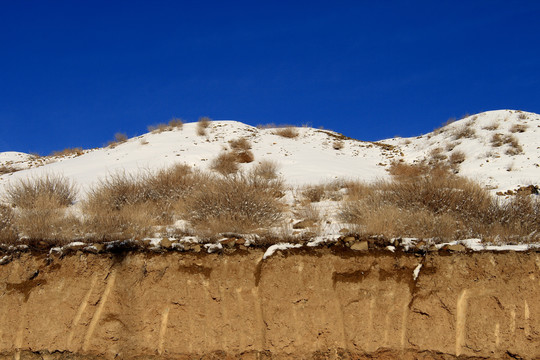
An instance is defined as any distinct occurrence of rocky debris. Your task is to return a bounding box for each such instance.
[350,241,369,251]
[443,244,467,252]
[496,184,539,196]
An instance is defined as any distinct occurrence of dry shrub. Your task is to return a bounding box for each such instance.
[210,152,239,175]
[482,122,499,131]
[252,160,279,180]
[510,123,527,133]
[274,127,299,139]
[229,137,252,151]
[387,161,429,178]
[148,123,169,133]
[453,123,476,140]
[5,175,77,209]
[0,166,17,175]
[449,150,466,166]
[491,133,504,147]
[108,132,128,148]
[517,113,527,120]
[340,167,493,242]
[333,140,344,150]
[4,176,80,244]
[302,182,343,203]
[15,201,82,244]
[168,118,184,129]
[504,135,523,155]
[197,117,211,136]
[0,205,16,243]
[185,172,285,236]
[429,147,447,162]
[236,150,254,163]
[82,165,206,240]
[50,147,84,157]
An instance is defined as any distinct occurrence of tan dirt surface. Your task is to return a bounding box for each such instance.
[0,248,538,359]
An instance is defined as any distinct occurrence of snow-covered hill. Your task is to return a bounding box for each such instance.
[1,109,539,198]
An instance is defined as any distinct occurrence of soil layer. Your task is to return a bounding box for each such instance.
[0,248,539,359]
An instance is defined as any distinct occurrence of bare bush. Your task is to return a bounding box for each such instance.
[252,160,279,180]
[491,133,504,147]
[229,137,252,151]
[197,117,211,136]
[210,152,239,175]
[5,175,77,209]
[0,205,16,243]
[453,123,476,140]
[482,122,499,131]
[510,123,527,133]
[333,140,344,150]
[168,118,184,129]
[274,127,299,138]
[185,172,285,236]
[50,147,84,157]
[0,166,17,175]
[449,150,466,166]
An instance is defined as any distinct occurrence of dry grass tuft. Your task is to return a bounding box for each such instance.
[108,133,128,148]
[229,137,252,151]
[0,205,16,243]
[185,172,285,236]
[510,123,527,133]
[333,140,344,150]
[252,160,279,180]
[482,122,499,131]
[0,166,18,175]
[168,118,184,129]
[148,118,184,134]
[302,182,343,203]
[341,164,540,242]
[210,152,240,175]
[274,127,299,139]
[50,147,84,157]
[5,175,77,209]
[452,122,476,140]
[197,117,211,136]
[236,150,255,164]
[449,150,466,167]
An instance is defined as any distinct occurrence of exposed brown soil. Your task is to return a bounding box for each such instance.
[0,248,539,359]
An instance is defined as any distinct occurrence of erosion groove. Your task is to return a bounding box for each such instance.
[0,250,538,359]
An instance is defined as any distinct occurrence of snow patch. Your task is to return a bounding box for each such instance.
[263,243,303,259]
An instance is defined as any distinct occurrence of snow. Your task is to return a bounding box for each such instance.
[263,243,303,259]
[1,110,540,249]
[413,263,422,280]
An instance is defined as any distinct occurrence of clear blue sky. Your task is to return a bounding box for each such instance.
[1,1,539,154]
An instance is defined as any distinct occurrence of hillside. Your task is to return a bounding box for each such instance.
[0,110,539,249]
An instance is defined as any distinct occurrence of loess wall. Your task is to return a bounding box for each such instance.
[0,248,539,359]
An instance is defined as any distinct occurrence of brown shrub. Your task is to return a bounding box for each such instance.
[5,175,77,209]
[210,152,239,175]
[453,123,476,140]
[504,135,523,155]
[197,117,211,136]
[482,122,499,131]
[148,123,169,133]
[302,182,343,203]
[229,137,252,151]
[184,172,285,236]
[252,160,279,180]
[333,140,344,150]
[0,205,16,243]
[518,113,527,120]
[236,150,254,163]
[449,150,466,165]
[510,123,527,133]
[274,127,299,138]
[0,166,17,175]
[168,118,184,129]
[387,161,429,178]
[491,133,504,147]
[50,147,84,157]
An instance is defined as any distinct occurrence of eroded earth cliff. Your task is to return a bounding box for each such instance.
[0,247,539,359]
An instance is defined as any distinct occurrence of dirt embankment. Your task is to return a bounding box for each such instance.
[0,248,539,359]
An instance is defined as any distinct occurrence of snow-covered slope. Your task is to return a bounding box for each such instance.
[1,110,539,199]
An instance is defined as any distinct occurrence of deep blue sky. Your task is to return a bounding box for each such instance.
[1,1,539,154]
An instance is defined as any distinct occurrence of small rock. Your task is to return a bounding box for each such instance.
[93,243,105,253]
[192,244,201,253]
[350,241,369,251]
[220,238,236,248]
[445,244,466,252]
[160,238,172,249]
[343,236,356,245]
[339,228,350,234]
